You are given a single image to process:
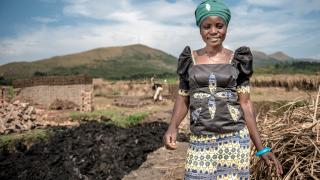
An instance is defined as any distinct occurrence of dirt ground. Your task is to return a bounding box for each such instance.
[122,105,190,180]
[123,142,189,180]
[1,82,318,180]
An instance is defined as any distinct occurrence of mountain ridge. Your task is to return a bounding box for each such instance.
[0,44,319,83]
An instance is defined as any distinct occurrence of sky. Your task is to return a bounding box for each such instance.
[0,0,320,65]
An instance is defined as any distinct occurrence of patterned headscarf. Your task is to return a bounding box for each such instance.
[195,0,231,27]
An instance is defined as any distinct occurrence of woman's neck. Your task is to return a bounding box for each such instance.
[204,45,224,56]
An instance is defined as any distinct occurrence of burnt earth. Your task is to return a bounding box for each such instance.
[0,122,185,180]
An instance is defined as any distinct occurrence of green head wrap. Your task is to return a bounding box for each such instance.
[195,0,231,27]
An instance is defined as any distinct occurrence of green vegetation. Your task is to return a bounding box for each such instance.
[255,61,320,75]
[164,77,179,85]
[0,44,178,84]
[34,71,48,76]
[0,76,13,85]
[0,129,51,146]
[29,57,177,80]
[7,86,14,101]
[70,109,148,128]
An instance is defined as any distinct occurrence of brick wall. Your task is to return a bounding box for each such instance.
[0,86,12,103]
[0,87,5,105]
[13,75,92,88]
[18,84,93,111]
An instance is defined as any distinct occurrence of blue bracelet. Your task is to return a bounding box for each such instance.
[255,147,271,156]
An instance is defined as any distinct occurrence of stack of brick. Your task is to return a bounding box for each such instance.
[0,88,4,105]
[0,100,39,134]
[80,90,92,112]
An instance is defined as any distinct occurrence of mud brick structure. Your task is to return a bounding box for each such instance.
[0,87,5,105]
[13,75,92,88]
[12,75,93,112]
[0,86,12,103]
[80,89,93,112]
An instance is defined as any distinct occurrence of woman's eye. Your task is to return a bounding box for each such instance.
[216,24,224,29]
[203,25,211,29]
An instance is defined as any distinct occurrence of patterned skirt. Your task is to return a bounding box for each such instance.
[184,126,250,180]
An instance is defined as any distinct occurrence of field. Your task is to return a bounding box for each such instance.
[0,76,319,180]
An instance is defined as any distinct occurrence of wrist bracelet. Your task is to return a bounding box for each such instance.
[255,147,271,156]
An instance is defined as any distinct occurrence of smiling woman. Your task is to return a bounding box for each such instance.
[163,0,283,179]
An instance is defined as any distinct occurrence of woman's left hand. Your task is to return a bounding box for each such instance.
[261,151,283,176]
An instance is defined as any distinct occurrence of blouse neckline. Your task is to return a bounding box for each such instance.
[191,48,234,66]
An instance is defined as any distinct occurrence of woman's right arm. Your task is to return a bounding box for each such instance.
[163,95,189,150]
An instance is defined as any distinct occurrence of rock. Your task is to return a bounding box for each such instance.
[22,115,31,120]
[12,100,20,105]
[20,103,29,108]
[25,106,34,116]
[100,115,111,122]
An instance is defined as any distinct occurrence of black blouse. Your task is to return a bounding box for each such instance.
[176,46,253,134]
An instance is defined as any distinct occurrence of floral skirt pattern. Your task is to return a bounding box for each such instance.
[184,126,250,180]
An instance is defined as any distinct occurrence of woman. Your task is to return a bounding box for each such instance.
[163,0,283,179]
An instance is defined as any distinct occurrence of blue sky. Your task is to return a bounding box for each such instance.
[0,0,320,65]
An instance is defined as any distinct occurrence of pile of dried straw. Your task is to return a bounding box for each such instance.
[251,87,320,179]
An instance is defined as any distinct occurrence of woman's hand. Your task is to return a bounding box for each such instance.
[163,126,178,150]
[261,151,283,176]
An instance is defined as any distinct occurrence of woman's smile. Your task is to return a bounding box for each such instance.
[207,36,220,41]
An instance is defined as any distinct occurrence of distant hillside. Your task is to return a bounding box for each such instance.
[1,44,319,85]
[252,50,320,75]
[0,44,178,84]
[252,51,280,67]
[252,50,320,68]
[269,51,293,61]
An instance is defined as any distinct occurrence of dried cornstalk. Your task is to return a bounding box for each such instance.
[250,94,320,179]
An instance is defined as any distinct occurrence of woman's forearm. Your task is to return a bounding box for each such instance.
[169,95,190,129]
[241,100,264,151]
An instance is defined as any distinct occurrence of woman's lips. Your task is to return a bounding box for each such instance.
[207,37,220,42]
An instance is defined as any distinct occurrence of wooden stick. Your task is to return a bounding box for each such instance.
[314,85,320,123]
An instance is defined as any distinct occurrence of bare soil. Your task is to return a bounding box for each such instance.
[1,80,316,180]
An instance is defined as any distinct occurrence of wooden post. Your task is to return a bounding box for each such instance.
[313,85,320,142]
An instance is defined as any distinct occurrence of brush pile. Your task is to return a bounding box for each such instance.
[251,74,320,91]
[251,89,320,179]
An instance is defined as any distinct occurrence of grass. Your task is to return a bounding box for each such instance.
[8,86,14,101]
[0,129,51,146]
[162,77,178,85]
[70,109,148,128]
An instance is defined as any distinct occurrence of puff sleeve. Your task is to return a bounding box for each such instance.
[233,46,253,94]
[177,46,193,96]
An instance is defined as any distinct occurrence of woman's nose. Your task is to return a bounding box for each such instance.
[209,27,218,34]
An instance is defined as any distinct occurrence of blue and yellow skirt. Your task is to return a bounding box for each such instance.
[184,126,250,180]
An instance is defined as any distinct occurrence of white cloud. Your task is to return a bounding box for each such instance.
[246,0,320,15]
[0,20,199,64]
[0,0,319,64]
[245,0,290,7]
[63,0,132,19]
[63,0,195,24]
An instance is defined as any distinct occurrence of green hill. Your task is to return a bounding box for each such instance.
[0,44,178,84]
[252,50,281,67]
[1,44,319,85]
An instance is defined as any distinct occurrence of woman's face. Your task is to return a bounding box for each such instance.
[200,16,227,47]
